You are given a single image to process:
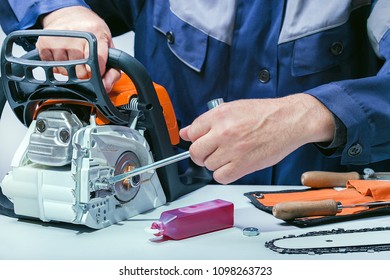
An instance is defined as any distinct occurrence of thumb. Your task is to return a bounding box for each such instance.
[179,126,191,141]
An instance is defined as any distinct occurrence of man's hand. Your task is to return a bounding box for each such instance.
[180,94,335,184]
[36,6,120,92]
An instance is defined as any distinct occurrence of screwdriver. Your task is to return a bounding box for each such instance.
[108,151,190,184]
[272,199,390,220]
[108,98,224,185]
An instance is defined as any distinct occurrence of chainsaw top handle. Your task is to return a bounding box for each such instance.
[1,28,174,162]
[1,29,159,126]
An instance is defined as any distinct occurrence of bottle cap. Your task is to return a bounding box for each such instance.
[145,221,164,236]
[144,227,160,235]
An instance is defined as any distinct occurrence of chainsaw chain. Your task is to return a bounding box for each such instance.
[265,227,390,255]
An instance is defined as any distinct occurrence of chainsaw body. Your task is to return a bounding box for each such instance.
[0,30,210,229]
[3,112,166,229]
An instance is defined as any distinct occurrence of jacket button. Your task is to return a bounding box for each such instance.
[258,69,270,83]
[166,31,175,44]
[348,144,362,157]
[330,42,343,56]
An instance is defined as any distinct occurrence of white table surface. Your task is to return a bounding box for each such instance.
[1,183,390,260]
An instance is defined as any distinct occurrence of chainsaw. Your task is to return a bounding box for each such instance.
[0,30,211,229]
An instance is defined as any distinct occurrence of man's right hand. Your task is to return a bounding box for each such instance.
[37,6,121,92]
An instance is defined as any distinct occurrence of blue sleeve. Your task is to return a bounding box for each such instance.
[0,0,145,37]
[306,1,390,167]
[85,0,145,36]
[0,0,89,34]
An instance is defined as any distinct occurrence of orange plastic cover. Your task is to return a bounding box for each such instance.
[109,74,180,145]
[35,73,180,145]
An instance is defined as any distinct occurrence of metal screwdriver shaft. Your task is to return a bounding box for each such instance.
[108,151,190,184]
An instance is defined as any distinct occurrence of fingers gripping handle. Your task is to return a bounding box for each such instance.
[272,199,340,220]
[1,30,130,125]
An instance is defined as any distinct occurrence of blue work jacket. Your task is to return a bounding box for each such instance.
[1,0,390,186]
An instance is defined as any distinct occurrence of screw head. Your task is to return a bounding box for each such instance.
[59,128,70,143]
[36,119,46,133]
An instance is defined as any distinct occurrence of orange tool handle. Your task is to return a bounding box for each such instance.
[301,171,360,188]
[272,199,340,220]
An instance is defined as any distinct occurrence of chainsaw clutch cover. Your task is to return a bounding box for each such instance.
[1,111,166,229]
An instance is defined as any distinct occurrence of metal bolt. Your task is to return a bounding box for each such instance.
[243,227,260,237]
[36,119,46,133]
[59,129,70,143]
[132,175,141,187]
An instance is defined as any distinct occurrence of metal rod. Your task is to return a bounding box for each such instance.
[343,201,390,209]
[108,151,190,184]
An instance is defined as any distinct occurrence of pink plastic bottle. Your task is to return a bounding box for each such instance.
[147,199,234,240]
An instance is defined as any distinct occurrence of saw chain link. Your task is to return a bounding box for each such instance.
[265,226,390,255]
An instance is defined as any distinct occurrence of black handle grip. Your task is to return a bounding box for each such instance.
[1,30,129,125]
